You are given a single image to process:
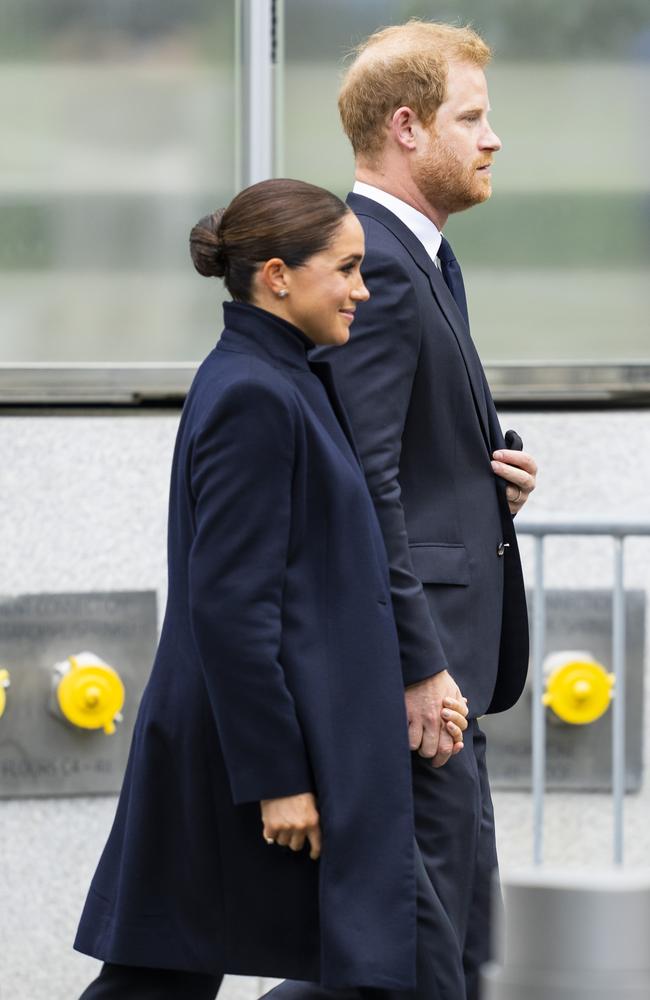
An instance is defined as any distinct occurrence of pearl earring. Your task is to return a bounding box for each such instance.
[277,290,288,299]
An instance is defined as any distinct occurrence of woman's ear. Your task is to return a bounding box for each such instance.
[259,258,289,298]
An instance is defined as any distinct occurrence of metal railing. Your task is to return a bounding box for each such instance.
[518,521,650,866]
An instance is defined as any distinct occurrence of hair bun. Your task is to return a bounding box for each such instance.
[189,209,227,278]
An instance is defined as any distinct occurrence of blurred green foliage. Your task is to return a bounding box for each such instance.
[3,1,650,62]
[2,192,647,270]
[0,0,229,62]
[450,192,650,267]
[285,0,650,60]
[1,1,648,361]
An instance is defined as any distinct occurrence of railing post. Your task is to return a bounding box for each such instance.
[612,536,626,865]
[531,534,546,865]
[517,521,649,867]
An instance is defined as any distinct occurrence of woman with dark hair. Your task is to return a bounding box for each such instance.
[73,179,467,1000]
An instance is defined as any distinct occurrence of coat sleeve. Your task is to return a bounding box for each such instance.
[318,241,447,687]
[188,377,314,805]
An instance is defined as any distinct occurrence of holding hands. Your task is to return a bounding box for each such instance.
[261,669,471,859]
[261,671,470,857]
[405,670,469,768]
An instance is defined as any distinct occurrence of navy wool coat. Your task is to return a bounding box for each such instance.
[74,302,417,991]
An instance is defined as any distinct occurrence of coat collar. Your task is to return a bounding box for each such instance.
[219,301,313,371]
[347,192,491,452]
[308,358,363,467]
[218,302,362,468]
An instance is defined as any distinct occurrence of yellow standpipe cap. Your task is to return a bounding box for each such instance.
[56,655,125,734]
[542,658,614,725]
[0,668,10,719]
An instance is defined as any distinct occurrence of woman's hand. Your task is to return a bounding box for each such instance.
[260,792,321,860]
[442,695,469,756]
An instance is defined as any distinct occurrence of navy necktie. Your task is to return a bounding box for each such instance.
[437,235,469,328]
[437,233,490,425]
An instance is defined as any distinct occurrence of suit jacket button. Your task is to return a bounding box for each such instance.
[497,542,510,557]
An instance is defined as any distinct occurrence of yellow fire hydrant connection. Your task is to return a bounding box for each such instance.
[0,669,10,719]
[542,651,614,725]
[54,652,125,734]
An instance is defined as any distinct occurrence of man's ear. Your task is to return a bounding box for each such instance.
[390,106,420,151]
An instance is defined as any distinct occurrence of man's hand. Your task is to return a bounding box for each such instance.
[260,792,321,859]
[405,671,468,768]
[491,448,537,515]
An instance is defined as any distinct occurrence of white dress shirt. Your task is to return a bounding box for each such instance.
[352,180,443,265]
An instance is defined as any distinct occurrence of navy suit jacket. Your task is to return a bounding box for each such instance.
[75,302,416,990]
[314,194,528,716]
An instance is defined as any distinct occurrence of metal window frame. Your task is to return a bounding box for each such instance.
[0,0,278,408]
[1,361,650,408]
[238,0,275,186]
[1,0,649,408]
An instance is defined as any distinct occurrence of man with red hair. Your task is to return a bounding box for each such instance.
[266,19,536,1000]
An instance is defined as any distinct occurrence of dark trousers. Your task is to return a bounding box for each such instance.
[262,721,497,1000]
[412,720,499,1000]
[78,963,223,999]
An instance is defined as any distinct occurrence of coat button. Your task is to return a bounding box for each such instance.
[497,542,510,557]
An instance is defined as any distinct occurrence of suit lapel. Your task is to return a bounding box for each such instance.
[347,193,491,454]
[425,264,491,451]
[482,368,505,452]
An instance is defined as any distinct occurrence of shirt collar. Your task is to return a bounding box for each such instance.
[352,180,442,264]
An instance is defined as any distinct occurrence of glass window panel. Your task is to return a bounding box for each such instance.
[1,0,236,362]
[282,0,650,362]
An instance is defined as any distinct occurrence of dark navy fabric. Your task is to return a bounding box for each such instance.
[411,722,500,1000]
[79,964,223,999]
[263,722,494,1000]
[313,193,529,716]
[262,839,466,1000]
[437,235,469,329]
[303,193,529,999]
[74,301,417,990]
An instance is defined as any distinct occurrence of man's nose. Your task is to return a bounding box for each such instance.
[481,122,502,152]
